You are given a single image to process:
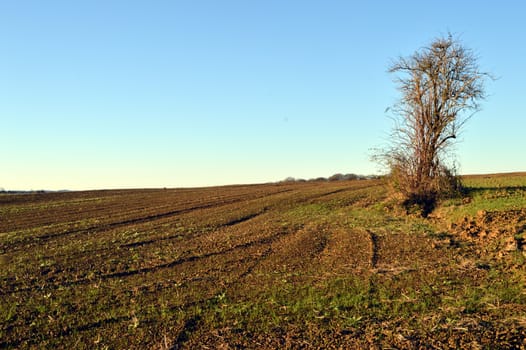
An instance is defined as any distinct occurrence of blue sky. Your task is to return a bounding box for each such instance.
[1,1,524,190]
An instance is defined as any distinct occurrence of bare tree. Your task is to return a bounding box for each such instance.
[379,34,491,214]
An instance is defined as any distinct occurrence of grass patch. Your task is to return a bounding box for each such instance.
[436,174,526,223]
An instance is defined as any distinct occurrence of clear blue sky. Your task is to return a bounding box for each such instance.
[1,1,524,190]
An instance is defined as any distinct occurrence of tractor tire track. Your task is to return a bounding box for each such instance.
[0,189,294,252]
[367,229,379,269]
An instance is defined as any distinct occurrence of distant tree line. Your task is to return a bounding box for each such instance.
[281,173,380,183]
[0,189,62,194]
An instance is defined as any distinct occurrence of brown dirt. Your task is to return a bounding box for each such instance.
[1,179,525,349]
[450,208,526,258]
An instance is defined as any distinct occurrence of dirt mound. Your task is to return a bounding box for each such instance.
[450,209,526,256]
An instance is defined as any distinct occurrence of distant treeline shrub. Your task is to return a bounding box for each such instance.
[281,173,379,183]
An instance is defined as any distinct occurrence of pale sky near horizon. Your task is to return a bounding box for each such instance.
[1,1,525,190]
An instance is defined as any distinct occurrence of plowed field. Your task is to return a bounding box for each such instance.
[1,177,525,349]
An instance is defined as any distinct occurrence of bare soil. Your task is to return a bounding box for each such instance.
[1,180,525,349]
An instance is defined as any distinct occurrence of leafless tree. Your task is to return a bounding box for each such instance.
[378,34,491,213]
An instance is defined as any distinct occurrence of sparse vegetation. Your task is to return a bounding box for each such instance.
[1,174,525,348]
